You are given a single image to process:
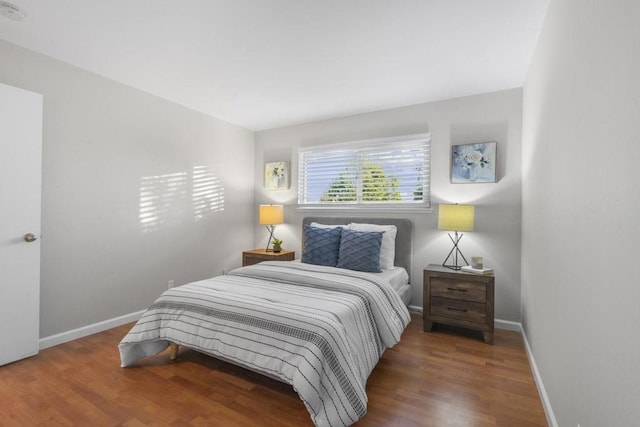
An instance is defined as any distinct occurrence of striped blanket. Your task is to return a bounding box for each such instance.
[119,261,410,427]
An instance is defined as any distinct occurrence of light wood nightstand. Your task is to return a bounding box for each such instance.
[242,249,295,266]
[423,264,495,344]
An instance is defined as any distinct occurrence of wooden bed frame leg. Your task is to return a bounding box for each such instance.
[169,342,179,360]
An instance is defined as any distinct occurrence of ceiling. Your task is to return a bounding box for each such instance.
[0,0,549,131]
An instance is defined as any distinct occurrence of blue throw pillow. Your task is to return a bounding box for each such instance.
[301,225,343,267]
[336,229,383,273]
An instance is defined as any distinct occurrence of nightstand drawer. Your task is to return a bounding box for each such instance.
[430,278,487,303]
[430,297,486,323]
[243,256,268,266]
[242,249,295,266]
[247,253,276,261]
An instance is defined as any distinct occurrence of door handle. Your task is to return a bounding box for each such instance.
[23,233,38,242]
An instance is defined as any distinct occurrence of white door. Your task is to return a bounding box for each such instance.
[0,82,43,366]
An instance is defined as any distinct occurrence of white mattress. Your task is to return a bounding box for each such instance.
[373,267,409,293]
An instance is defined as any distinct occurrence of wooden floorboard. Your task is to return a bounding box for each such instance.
[0,315,547,426]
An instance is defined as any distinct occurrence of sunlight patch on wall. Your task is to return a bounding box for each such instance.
[192,165,224,221]
[139,166,224,232]
[139,172,189,232]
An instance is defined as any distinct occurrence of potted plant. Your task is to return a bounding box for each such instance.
[272,238,283,253]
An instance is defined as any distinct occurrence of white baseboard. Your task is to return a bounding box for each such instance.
[519,325,558,427]
[408,304,423,314]
[494,318,521,331]
[39,309,146,350]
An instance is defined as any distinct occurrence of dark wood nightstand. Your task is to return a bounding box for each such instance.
[242,249,295,266]
[423,264,495,344]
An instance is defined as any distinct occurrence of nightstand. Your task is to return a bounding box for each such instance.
[242,249,295,266]
[423,264,495,344]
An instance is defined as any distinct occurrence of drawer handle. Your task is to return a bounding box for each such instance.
[447,307,468,313]
[447,288,468,292]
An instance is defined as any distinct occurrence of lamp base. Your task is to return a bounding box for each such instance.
[441,231,469,271]
[264,225,276,252]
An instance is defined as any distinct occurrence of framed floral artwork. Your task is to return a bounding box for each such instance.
[451,142,497,183]
[264,161,290,190]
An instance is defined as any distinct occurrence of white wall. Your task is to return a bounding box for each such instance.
[0,40,255,338]
[255,89,523,320]
[522,0,640,425]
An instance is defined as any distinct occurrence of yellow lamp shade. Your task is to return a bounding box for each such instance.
[438,204,475,232]
[259,204,284,225]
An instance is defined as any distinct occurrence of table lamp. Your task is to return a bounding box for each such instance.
[259,204,284,252]
[438,203,475,270]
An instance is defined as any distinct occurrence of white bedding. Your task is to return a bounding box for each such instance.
[374,267,409,293]
[119,261,410,427]
[292,259,410,303]
[373,267,411,305]
[396,284,411,305]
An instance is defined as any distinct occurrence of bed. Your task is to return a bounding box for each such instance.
[119,217,412,427]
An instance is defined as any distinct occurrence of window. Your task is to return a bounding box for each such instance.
[298,133,430,209]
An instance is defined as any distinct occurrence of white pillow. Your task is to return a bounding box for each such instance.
[348,223,397,270]
[310,222,348,229]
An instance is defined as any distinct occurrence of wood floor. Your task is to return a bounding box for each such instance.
[0,315,547,426]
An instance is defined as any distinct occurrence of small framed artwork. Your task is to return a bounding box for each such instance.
[451,142,497,183]
[264,161,290,190]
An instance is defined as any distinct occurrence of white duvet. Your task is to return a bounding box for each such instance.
[119,261,410,427]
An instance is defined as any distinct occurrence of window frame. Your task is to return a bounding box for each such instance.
[297,133,431,212]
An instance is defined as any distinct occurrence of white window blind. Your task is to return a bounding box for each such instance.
[298,134,430,208]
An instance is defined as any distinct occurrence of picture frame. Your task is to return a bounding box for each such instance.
[451,142,497,183]
[264,161,290,190]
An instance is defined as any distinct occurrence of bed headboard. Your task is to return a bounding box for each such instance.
[302,217,413,282]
